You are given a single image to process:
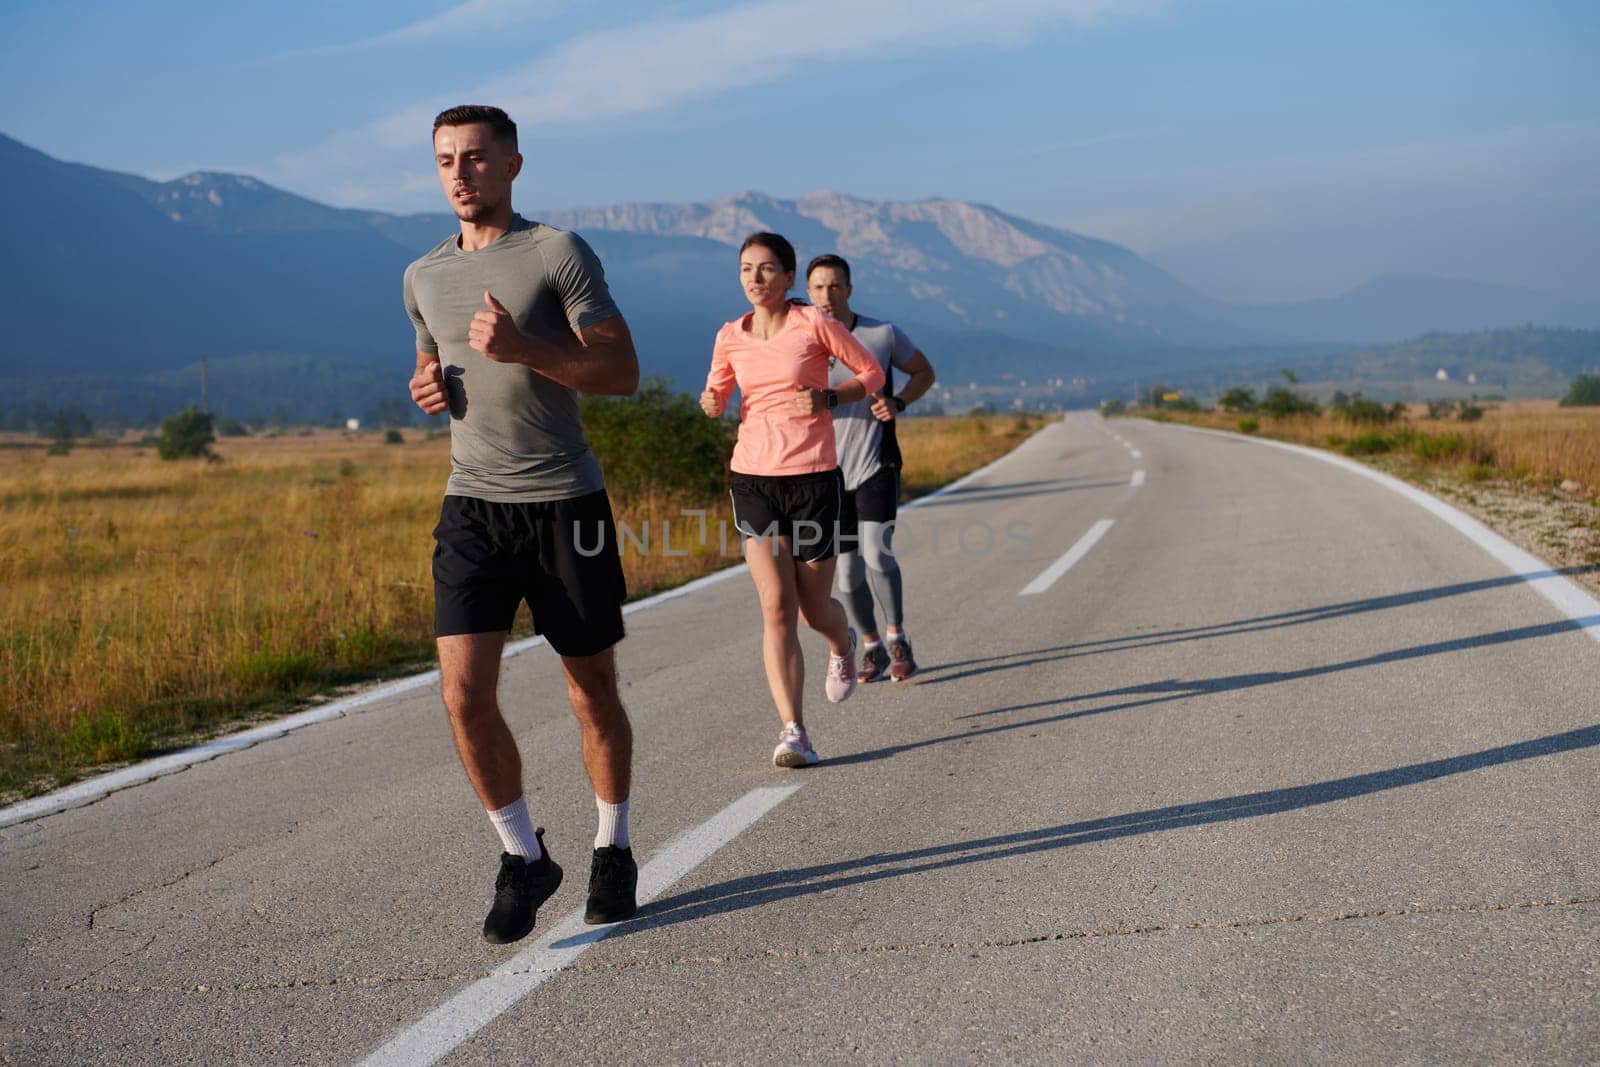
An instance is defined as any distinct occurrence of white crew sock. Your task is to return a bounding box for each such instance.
[595,796,631,850]
[487,795,543,862]
[862,637,883,650]
[887,628,907,642]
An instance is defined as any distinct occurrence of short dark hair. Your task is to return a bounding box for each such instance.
[805,254,851,284]
[739,232,796,275]
[432,105,518,151]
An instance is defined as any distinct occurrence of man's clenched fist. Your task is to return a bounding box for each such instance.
[468,290,528,363]
[410,359,449,416]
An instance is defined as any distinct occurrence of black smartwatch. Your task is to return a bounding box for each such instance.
[824,389,839,410]
[891,395,907,414]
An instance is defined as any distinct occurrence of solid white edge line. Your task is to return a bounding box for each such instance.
[1131,470,1146,487]
[1162,423,1600,641]
[2,421,1061,830]
[0,671,441,831]
[1019,519,1116,597]
[360,784,801,1067]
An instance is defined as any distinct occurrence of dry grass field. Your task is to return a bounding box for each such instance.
[0,413,1042,800]
[1144,400,1600,491]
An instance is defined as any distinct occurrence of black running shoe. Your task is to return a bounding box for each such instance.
[584,845,638,925]
[482,831,563,945]
[888,636,919,681]
[858,643,891,683]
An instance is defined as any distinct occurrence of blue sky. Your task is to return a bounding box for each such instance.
[2,0,1596,303]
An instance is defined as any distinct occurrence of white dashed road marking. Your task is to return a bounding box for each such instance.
[1019,519,1116,596]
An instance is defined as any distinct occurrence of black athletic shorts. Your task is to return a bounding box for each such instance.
[729,468,844,563]
[432,490,627,657]
[838,463,900,547]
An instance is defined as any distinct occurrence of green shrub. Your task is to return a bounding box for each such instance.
[62,711,149,766]
[579,379,734,498]
[216,417,251,437]
[157,406,216,460]
[1236,417,1259,434]
[1260,386,1320,417]
[1410,433,1468,461]
[1425,398,1454,419]
[1341,430,1394,456]
[229,648,319,690]
[1331,391,1392,425]
[1560,374,1600,407]
[1457,403,1484,422]
[333,627,415,669]
[1220,387,1257,413]
[1100,398,1126,416]
[384,429,404,444]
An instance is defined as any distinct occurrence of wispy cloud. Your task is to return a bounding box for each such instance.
[272,0,1172,181]
[266,0,574,62]
[481,0,1169,126]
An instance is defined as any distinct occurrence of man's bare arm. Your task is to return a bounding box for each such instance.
[469,292,640,397]
[870,350,937,422]
[897,350,937,405]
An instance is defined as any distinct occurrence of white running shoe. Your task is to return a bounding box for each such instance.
[825,628,858,703]
[772,722,820,768]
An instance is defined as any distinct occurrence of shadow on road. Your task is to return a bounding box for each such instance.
[914,567,1600,688]
[574,722,1600,942]
[911,475,1130,509]
[819,615,1599,769]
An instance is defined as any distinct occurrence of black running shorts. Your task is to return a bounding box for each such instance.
[729,468,844,563]
[838,463,900,545]
[432,491,627,657]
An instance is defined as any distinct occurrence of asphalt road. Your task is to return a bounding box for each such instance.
[4,414,1597,1065]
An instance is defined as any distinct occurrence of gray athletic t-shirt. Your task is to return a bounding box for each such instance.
[827,315,919,491]
[403,216,620,502]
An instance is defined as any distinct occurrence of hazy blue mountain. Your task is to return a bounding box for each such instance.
[3,130,1594,422]
[1243,275,1599,344]
[0,134,418,378]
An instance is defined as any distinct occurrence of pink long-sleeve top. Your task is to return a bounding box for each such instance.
[706,303,886,477]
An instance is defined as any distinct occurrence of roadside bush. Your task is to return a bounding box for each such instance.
[384,429,404,444]
[1100,398,1126,416]
[1236,417,1259,434]
[1341,430,1394,456]
[580,379,734,498]
[157,406,216,460]
[229,647,319,691]
[1425,398,1455,419]
[1457,402,1484,422]
[1260,386,1320,418]
[1219,387,1256,413]
[1331,391,1392,425]
[1560,374,1600,407]
[62,711,149,766]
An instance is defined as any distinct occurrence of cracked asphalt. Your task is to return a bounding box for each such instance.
[3,414,1597,1064]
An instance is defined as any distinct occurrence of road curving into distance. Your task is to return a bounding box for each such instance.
[3,413,1596,1064]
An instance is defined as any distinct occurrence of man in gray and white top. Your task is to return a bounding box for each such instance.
[806,254,937,682]
[405,105,640,943]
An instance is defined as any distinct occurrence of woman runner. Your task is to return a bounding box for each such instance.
[701,232,885,766]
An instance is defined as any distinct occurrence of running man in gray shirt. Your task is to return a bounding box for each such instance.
[405,105,641,943]
[806,254,938,682]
